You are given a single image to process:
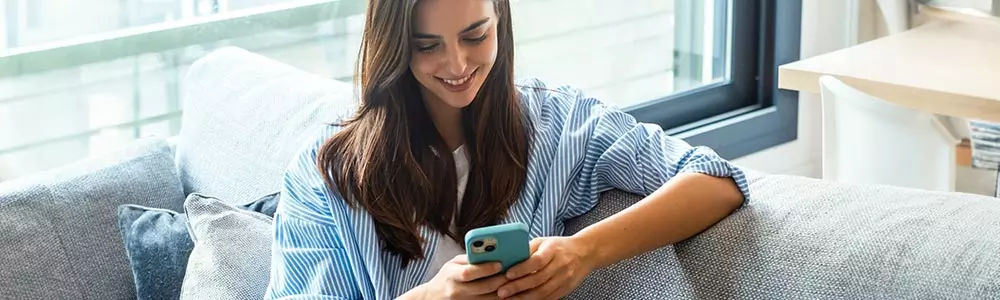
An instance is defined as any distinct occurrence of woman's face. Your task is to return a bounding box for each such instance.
[410,0,499,109]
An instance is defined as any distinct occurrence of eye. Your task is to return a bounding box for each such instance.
[415,43,439,53]
[464,33,488,43]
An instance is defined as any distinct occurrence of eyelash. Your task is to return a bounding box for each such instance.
[416,33,488,53]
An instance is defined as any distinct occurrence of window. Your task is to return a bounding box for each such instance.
[513,0,737,128]
[677,0,803,159]
[0,0,802,180]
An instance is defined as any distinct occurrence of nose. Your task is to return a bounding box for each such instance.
[443,45,468,77]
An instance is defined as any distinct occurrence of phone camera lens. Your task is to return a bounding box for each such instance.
[485,245,496,252]
[473,241,484,247]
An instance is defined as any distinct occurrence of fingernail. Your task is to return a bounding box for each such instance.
[498,289,510,298]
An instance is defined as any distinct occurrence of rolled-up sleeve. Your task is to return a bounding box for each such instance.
[558,85,751,215]
[265,127,362,300]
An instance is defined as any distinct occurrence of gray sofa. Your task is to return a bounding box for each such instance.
[2,47,999,299]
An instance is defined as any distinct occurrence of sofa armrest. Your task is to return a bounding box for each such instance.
[565,173,1000,299]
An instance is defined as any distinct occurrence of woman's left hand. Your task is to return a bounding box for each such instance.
[496,236,595,300]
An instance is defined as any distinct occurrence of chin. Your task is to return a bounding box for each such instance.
[433,79,485,109]
[440,93,478,109]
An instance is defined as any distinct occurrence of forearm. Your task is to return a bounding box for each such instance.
[571,172,745,269]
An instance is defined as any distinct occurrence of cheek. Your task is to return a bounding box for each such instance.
[409,55,437,78]
[472,40,499,66]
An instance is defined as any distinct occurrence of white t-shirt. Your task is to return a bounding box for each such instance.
[421,145,470,282]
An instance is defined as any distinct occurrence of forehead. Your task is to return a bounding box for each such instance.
[412,0,496,33]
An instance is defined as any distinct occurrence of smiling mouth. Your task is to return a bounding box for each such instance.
[437,68,477,86]
[442,74,472,85]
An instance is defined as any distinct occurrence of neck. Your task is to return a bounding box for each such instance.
[421,89,465,151]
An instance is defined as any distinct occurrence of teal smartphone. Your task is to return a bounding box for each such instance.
[465,222,531,273]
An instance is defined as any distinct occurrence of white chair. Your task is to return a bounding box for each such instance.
[819,75,959,192]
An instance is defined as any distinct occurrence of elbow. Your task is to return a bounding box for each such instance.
[669,171,746,214]
[690,172,744,214]
[677,152,749,210]
[720,177,746,212]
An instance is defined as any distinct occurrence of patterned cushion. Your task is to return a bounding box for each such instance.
[116,192,279,300]
[0,138,184,299]
[564,172,1000,299]
[175,47,354,206]
[179,193,275,300]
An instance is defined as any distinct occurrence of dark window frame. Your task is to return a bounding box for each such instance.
[625,0,802,159]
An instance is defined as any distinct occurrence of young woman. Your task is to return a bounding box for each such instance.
[265,0,750,299]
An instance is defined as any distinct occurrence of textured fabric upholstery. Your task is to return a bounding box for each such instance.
[180,193,274,300]
[175,47,354,206]
[565,172,1000,299]
[0,138,184,300]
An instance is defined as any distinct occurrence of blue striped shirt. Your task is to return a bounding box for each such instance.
[264,78,751,300]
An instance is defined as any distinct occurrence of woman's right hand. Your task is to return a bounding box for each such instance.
[415,254,510,300]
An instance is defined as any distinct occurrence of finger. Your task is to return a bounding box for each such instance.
[467,294,501,300]
[497,262,558,299]
[461,274,509,296]
[505,244,554,279]
[450,254,469,265]
[506,275,562,300]
[454,262,503,282]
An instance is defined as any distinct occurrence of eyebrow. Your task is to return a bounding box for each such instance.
[413,18,490,39]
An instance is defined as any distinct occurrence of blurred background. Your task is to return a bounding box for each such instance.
[0,0,728,181]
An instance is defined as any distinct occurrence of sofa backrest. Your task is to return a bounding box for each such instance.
[175,47,356,205]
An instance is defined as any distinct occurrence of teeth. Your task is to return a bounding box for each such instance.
[443,74,472,86]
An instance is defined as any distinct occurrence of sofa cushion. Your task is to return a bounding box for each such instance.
[564,172,1000,299]
[0,138,184,300]
[176,47,354,206]
[179,193,275,300]
[116,192,279,300]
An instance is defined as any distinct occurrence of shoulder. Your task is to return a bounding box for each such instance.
[515,77,619,125]
[516,77,581,108]
[291,123,344,167]
[284,112,351,195]
[280,123,348,219]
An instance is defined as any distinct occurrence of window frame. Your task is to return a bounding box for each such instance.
[628,0,802,159]
[629,0,756,129]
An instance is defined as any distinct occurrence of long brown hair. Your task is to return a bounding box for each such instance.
[316,0,531,268]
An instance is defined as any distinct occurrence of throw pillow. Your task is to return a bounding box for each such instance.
[179,193,276,300]
[116,192,279,300]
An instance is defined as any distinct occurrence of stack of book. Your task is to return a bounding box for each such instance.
[970,121,1000,170]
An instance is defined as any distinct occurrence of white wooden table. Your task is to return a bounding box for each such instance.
[778,15,1000,123]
